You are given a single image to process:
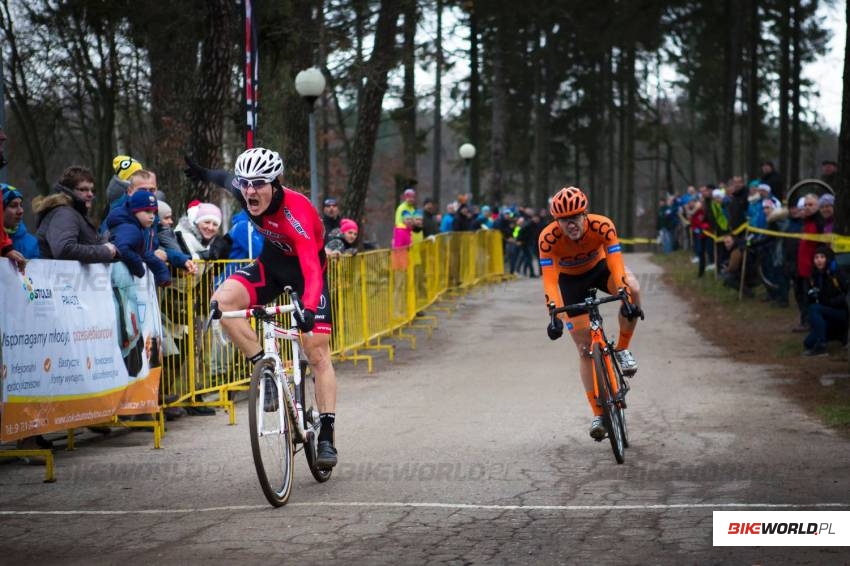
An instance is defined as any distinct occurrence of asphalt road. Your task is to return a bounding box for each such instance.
[1,253,848,564]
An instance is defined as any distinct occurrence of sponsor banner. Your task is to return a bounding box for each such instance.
[713,511,850,546]
[0,259,162,440]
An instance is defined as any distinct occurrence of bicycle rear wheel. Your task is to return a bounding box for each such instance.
[299,360,332,482]
[608,354,630,449]
[249,359,295,506]
[592,344,625,464]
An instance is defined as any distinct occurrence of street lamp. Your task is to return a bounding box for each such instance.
[295,67,326,211]
[458,143,476,200]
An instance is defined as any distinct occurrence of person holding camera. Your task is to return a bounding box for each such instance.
[802,245,849,356]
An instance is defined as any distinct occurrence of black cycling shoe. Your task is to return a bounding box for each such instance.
[263,377,279,412]
[316,440,338,468]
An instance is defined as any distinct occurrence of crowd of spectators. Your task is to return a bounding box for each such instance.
[657,160,848,356]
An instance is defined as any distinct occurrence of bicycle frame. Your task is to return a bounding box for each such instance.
[217,304,311,444]
[550,288,630,408]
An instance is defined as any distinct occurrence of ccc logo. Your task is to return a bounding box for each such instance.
[539,226,563,253]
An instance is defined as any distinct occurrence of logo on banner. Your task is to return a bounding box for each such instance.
[43,358,52,372]
[713,511,849,546]
[20,275,53,303]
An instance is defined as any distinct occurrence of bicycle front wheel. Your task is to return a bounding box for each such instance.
[249,359,295,506]
[592,344,625,464]
[300,360,332,483]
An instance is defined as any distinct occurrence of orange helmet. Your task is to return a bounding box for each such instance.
[549,186,588,218]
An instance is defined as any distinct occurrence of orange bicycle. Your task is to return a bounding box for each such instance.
[549,288,639,464]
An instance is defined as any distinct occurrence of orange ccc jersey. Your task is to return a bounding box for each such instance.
[538,213,628,309]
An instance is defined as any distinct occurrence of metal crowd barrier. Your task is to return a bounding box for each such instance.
[158,230,506,422]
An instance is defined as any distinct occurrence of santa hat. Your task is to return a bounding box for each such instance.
[193,202,222,226]
[186,199,202,223]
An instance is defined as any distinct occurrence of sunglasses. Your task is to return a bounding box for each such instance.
[235,177,270,190]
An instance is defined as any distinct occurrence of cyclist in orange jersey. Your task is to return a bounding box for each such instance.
[539,186,644,440]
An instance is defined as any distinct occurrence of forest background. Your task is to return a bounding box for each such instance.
[1,0,846,244]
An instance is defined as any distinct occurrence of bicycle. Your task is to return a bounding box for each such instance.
[549,288,640,464]
[205,287,331,507]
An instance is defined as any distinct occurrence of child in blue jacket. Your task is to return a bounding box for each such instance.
[106,191,171,286]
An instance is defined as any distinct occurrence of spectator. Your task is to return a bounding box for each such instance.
[321,198,341,241]
[439,202,456,232]
[33,166,117,263]
[725,176,749,232]
[794,193,823,332]
[802,245,849,356]
[453,203,475,232]
[718,233,758,297]
[395,188,417,229]
[820,160,838,191]
[106,191,171,286]
[687,199,710,276]
[228,209,264,260]
[751,199,789,307]
[157,200,174,228]
[657,195,677,254]
[819,193,835,234]
[760,161,785,202]
[422,197,440,236]
[325,218,359,256]
[786,198,807,331]
[473,205,494,230]
[101,155,143,229]
[710,187,729,234]
[175,202,231,261]
[3,184,39,259]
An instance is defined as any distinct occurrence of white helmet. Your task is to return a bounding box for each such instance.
[234,147,284,182]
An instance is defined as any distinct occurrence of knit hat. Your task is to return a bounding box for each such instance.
[757,184,771,194]
[403,188,416,198]
[112,155,143,181]
[711,188,725,199]
[819,193,835,207]
[157,200,172,218]
[186,199,202,223]
[2,183,22,207]
[340,218,358,233]
[796,196,806,209]
[129,191,158,213]
[193,202,222,226]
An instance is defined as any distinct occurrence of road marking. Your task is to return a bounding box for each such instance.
[1,501,849,516]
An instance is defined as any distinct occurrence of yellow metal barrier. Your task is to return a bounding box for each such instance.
[158,231,506,420]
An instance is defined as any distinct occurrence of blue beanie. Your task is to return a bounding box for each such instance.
[2,183,23,207]
[129,191,158,213]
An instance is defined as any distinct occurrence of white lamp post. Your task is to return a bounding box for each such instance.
[295,67,327,211]
[458,143,476,200]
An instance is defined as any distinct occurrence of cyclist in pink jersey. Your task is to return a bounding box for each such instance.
[211,147,338,468]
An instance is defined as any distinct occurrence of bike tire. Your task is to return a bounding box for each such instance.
[300,360,332,483]
[249,359,295,507]
[608,354,630,449]
[592,344,625,464]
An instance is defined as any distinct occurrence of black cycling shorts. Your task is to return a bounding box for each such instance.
[230,251,332,335]
[557,260,619,318]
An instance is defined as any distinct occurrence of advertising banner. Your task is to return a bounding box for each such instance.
[0,259,162,441]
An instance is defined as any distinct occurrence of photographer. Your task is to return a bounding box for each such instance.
[802,245,849,356]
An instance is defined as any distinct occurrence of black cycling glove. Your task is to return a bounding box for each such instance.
[295,308,316,333]
[547,317,564,340]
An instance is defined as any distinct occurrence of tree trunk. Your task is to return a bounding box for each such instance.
[722,0,744,178]
[490,18,507,206]
[790,0,802,185]
[746,0,760,179]
[189,0,235,207]
[779,0,791,185]
[432,0,443,206]
[469,2,481,202]
[603,47,616,216]
[837,0,850,235]
[399,0,418,191]
[340,0,401,224]
[623,44,636,237]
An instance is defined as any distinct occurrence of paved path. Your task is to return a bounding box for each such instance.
[1,253,848,564]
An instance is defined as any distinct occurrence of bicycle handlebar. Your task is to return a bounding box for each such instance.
[203,287,305,331]
[548,288,631,320]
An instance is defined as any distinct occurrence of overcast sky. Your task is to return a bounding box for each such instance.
[806,0,845,131]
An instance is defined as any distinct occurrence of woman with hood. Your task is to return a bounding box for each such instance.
[33,166,117,263]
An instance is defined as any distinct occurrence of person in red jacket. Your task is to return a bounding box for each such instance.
[210,147,338,469]
[0,191,26,271]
